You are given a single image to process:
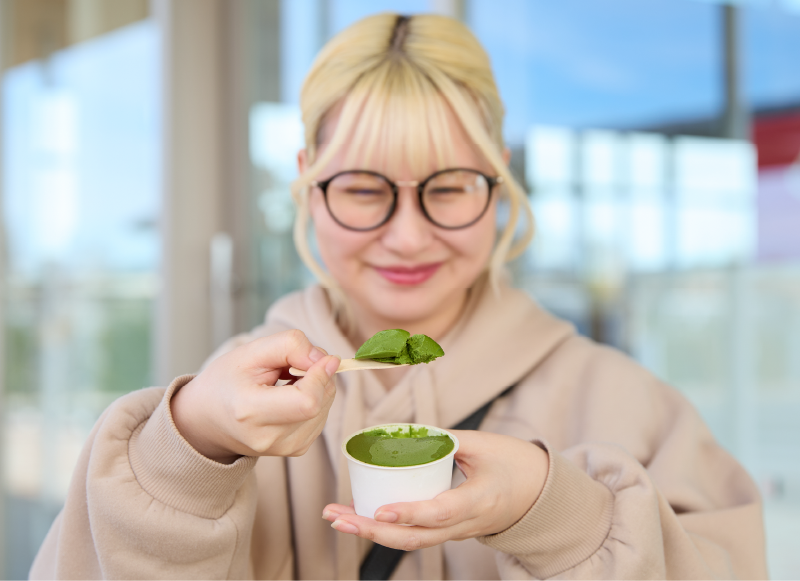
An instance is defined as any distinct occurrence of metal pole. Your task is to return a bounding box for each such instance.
[721,2,758,477]
[0,1,8,574]
[210,233,234,349]
[721,4,749,141]
[151,0,228,382]
[220,0,255,336]
[318,0,330,43]
[0,0,12,581]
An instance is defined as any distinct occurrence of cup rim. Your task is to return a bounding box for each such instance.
[341,423,460,470]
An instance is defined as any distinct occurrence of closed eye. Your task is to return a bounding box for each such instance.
[428,187,467,195]
[343,188,387,196]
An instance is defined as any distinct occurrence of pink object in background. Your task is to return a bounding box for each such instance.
[757,166,800,262]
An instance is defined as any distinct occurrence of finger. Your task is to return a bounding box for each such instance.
[374,483,481,528]
[244,356,338,424]
[330,515,451,551]
[322,503,355,522]
[448,429,493,476]
[241,329,328,375]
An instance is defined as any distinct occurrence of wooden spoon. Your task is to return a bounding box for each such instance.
[288,358,409,377]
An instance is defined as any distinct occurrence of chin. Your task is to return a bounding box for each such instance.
[370,302,439,326]
[362,286,456,325]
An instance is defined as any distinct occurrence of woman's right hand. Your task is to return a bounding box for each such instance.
[170,329,340,464]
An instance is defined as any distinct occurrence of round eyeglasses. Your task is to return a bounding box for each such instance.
[311,168,503,231]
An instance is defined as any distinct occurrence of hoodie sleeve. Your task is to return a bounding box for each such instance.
[28,375,269,580]
[478,346,767,579]
[29,318,303,580]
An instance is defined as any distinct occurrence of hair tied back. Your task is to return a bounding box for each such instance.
[389,15,411,52]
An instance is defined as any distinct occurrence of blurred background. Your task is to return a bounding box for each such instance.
[0,0,798,577]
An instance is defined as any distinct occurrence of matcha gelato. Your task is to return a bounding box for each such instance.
[354,329,444,365]
[346,426,455,467]
[342,423,460,518]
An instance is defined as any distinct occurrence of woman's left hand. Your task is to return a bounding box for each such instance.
[322,430,549,550]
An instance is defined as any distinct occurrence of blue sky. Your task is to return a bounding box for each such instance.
[469,0,800,141]
[743,4,800,107]
[285,0,800,143]
[471,0,721,139]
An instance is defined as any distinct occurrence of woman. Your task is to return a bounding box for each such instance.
[31,13,766,580]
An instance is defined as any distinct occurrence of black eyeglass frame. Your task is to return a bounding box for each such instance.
[311,167,504,232]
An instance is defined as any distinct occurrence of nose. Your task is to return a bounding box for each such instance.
[380,186,434,256]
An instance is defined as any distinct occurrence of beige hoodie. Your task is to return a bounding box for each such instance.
[30,279,767,580]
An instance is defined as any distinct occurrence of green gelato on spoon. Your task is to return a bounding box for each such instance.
[354,329,444,365]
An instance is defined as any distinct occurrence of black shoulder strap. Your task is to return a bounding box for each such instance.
[360,545,405,581]
[359,385,515,581]
[449,385,514,432]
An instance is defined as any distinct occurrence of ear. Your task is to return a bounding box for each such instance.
[502,147,511,167]
[297,149,309,174]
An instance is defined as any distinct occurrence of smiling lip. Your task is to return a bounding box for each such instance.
[373,263,443,286]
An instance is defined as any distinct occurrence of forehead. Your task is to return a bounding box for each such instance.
[316,92,489,179]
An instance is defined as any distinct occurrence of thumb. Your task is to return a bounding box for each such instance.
[295,355,340,401]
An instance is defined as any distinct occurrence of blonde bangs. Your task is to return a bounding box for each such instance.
[312,64,458,179]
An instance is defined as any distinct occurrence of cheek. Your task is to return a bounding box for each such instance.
[446,209,497,266]
[309,197,373,276]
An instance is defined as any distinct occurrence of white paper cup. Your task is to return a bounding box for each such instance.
[342,423,459,519]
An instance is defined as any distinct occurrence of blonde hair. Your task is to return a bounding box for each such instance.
[291,13,535,330]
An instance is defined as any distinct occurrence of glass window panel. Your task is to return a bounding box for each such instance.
[675,205,756,267]
[525,126,574,188]
[584,192,620,246]
[582,130,620,188]
[247,103,314,321]
[250,103,304,182]
[674,137,757,199]
[627,199,669,270]
[671,137,757,267]
[627,133,667,193]
[1,9,158,577]
[250,103,303,235]
[757,166,800,263]
[527,188,578,271]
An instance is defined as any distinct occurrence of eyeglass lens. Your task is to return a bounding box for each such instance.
[323,169,491,230]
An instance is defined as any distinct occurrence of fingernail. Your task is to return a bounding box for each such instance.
[374,511,398,523]
[322,510,339,521]
[331,519,358,534]
[325,356,341,376]
[309,347,325,362]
